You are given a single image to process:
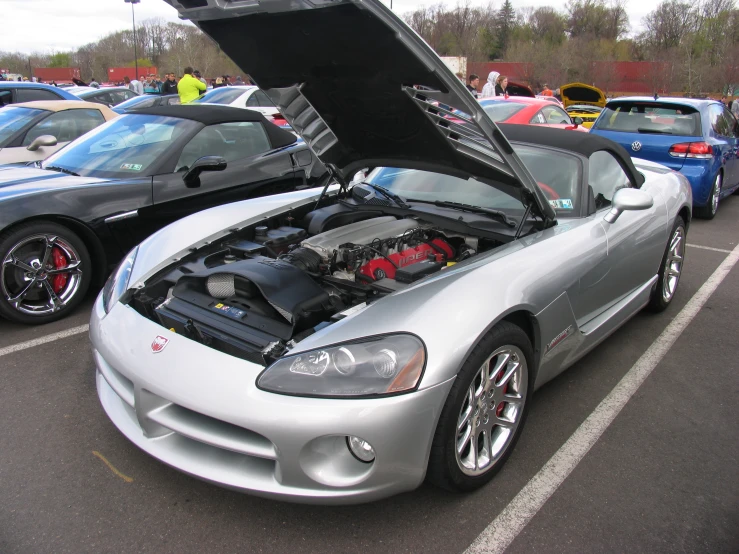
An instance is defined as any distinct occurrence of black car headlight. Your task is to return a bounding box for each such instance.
[257,334,426,398]
[102,246,138,314]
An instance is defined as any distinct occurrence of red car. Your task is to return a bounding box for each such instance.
[479,97,588,132]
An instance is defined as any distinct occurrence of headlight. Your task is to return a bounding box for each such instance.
[102,246,138,314]
[257,334,426,398]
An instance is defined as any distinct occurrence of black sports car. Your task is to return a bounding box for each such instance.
[0,104,325,324]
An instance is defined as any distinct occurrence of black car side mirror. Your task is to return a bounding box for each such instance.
[573,117,584,126]
[183,156,228,188]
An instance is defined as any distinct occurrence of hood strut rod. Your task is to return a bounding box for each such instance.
[313,164,349,211]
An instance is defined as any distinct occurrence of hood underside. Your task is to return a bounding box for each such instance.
[163,0,555,223]
[560,83,606,108]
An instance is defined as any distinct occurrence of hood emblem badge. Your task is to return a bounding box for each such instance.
[151,335,169,353]
[631,141,642,152]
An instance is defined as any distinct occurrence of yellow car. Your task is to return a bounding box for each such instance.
[561,83,605,129]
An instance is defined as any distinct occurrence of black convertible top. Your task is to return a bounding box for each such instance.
[131,104,297,149]
[498,123,645,186]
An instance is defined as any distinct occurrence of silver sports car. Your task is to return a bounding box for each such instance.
[91,0,692,504]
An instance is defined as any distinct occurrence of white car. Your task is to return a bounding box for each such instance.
[192,86,281,119]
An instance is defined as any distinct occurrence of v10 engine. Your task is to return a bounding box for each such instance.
[286,216,466,284]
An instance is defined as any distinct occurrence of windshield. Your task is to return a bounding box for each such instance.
[0,107,45,146]
[42,114,198,178]
[480,101,527,122]
[365,144,581,215]
[193,88,247,105]
[594,102,701,136]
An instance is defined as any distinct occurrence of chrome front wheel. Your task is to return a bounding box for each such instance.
[455,345,528,476]
[0,222,91,324]
[427,321,533,492]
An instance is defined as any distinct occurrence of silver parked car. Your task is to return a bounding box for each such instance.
[91,0,692,504]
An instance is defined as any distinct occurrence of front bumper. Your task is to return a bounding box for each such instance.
[91,293,454,504]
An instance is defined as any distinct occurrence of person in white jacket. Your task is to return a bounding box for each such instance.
[480,71,499,98]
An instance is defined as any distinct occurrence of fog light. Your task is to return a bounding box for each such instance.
[346,436,375,463]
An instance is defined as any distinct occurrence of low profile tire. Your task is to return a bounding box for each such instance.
[0,221,91,325]
[648,216,686,313]
[696,172,721,220]
[427,321,534,492]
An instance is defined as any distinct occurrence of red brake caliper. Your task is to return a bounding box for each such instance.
[51,247,68,293]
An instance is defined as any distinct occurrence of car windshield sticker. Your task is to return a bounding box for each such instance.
[212,302,246,320]
[120,163,143,171]
[548,199,574,210]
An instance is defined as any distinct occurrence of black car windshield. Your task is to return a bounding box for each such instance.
[0,107,45,146]
[42,114,198,178]
[365,144,581,215]
[192,88,248,105]
[593,102,702,136]
[479,100,527,122]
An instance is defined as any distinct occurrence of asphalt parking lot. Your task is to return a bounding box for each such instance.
[1,198,737,554]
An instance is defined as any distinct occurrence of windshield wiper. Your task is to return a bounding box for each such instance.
[406,199,517,228]
[45,166,80,177]
[361,183,409,209]
[636,128,671,135]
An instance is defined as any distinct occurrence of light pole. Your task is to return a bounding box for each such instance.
[124,0,141,80]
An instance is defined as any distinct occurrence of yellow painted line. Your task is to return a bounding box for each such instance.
[92,451,134,483]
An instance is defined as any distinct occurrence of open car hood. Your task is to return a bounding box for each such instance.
[507,82,535,98]
[162,0,555,223]
[560,83,606,109]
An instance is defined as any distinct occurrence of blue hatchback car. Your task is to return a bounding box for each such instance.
[0,82,80,107]
[590,97,739,219]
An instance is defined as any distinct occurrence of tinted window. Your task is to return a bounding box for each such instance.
[366,144,581,214]
[42,114,197,178]
[193,88,246,105]
[82,91,111,106]
[246,92,259,107]
[15,88,62,102]
[0,106,45,146]
[594,102,701,137]
[176,122,270,171]
[23,109,105,145]
[481,101,527,122]
[588,151,631,210]
[254,90,275,107]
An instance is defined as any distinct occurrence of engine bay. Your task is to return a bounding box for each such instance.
[130,192,511,364]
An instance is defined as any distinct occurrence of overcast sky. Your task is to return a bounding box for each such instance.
[1,0,659,55]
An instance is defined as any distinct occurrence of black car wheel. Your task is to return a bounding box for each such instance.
[0,221,91,325]
[648,216,686,313]
[427,321,534,492]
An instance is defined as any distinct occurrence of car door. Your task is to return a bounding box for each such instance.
[707,103,735,186]
[138,120,299,242]
[569,150,668,326]
[17,109,107,161]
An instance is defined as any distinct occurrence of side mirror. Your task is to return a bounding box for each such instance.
[26,135,58,152]
[573,117,584,126]
[183,156,228,188]
[603,188,653,223]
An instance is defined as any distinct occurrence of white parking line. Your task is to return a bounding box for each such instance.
[687,243,733,254]
[0,324,89,359]
[465,243,739,554]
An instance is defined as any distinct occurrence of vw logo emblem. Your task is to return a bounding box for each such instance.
[631,141,642,152]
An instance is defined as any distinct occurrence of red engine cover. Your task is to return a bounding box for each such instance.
[359,238,454,280]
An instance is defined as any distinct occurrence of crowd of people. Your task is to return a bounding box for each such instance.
[461,70,556,100]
